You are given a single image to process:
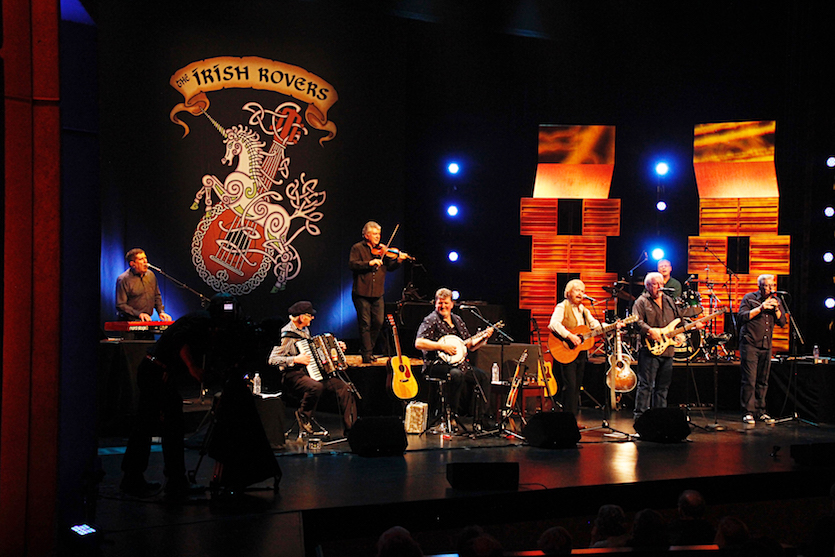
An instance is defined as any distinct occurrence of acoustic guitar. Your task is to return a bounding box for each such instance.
[386,315,419,400]
[549,315,638,364]
[606,328,637,393]
[644,310,726,356]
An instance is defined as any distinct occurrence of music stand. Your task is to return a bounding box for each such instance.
[772,293,818,427]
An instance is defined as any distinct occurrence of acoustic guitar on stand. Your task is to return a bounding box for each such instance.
[386,315,418,400]
[549,315,638,364]
[606,328,637,393]
[644,310,726,356]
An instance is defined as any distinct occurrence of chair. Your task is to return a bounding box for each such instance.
[424,375,460,434]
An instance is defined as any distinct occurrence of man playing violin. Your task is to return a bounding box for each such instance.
[349,221,409,363]
[415,288,494,430]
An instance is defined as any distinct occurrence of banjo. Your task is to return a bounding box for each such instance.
[437,321,504,365]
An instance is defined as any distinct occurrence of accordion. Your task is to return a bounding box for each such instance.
[296,333,348,381]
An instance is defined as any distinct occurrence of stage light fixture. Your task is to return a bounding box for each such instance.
[651,248,665,261]
[452,290,460,300]
[656,200,667,211]
[827,156,835,168]
[448,251,459,262]
[446,204,459,217]
[826,298,835,309]
[447,162,460,175]
[70,524,97,537]
[825,206,834,218]
[825,252,834,263]
[655,161,670,176]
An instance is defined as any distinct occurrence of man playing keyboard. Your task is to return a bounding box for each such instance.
[267,301,357,436]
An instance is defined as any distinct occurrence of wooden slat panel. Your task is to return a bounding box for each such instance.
[749,236,791,275]
[688,237,727,277]
[582,199,620,237]
[738,198,779,235]
[531,236,608,272]
[520,198,558,237]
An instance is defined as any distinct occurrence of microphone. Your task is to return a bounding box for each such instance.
[684,275,696,284]
[148,263,162,272]
[583,294,596,303]
[660,287,676,293]
[459,304,477,309]
[772,290,790,295]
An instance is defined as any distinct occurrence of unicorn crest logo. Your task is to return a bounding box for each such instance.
[188,101,327,294]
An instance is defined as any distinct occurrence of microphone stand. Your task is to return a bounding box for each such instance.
[772,293,817,427]
[149,264,211,306]
[703,243,739,340]
[458,306,505,433]
[626,251,649,309]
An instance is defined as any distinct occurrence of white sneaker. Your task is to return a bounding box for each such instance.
[759,413,775,424]
[742,414,755,424]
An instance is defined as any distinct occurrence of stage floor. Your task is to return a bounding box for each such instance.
[91,402,835,557]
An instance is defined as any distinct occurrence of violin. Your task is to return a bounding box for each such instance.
[371,243,414,261]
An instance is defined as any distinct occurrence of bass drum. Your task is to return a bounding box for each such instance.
[673,327,703,362]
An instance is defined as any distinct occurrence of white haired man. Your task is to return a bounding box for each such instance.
[737,274,786,424]
[631,271,688,419]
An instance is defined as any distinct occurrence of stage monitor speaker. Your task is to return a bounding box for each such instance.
[523,411,580,449]
[348,416,407,457]
[253,395,286,449]
[790,442,835,466]
[633,408,690,442]
[446,462,519,490]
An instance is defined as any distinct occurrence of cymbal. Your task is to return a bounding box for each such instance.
[602,285,635,301]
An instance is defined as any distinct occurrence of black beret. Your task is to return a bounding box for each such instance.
[288,301,316,316]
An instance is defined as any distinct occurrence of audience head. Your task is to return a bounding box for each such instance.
[593,504,628,538]
[630,508,669,549]
[376,526,422,557]
[678,489,708,519]
[457,525,503,557]
[538,526,573,555]
[715,516,750,548]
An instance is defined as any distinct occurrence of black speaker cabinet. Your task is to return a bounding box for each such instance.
[253,395,286,449]
[348,416,407,457]
[446,462,519,490]
[523,412,581,449]
[633,408,690,442]
[790,442,835,466]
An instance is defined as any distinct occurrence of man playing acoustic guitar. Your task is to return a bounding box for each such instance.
[549,279,626,416]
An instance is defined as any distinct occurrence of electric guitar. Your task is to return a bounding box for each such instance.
[644,309,726,356]
[386,315,419,400]
[606,328,637,393]
[549,315,638,364]
[437,321,504,365]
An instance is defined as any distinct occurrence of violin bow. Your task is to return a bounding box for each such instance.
[383,224,399,249]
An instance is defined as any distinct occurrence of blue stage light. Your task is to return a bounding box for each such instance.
[825,252,834,263]
[451,290,460,300]
[447,162,460,175]
[825,206,834,218]
[655,162,670,176]
[827,156,835,168]
[448,251,459,262]
[651,248,665,261]
[826,298,835,309]
[447,204,459,217]
[656,200,667,211]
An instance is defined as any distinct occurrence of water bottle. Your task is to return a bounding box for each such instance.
[491,362,500,384]
[252,373,262,395]
[813,345,820,364]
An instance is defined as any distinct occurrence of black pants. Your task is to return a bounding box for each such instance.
[426,361,492,420]
[121,358,186,481]
[352,292,385,358]
[284,368,357,434]
[558,352,587,415]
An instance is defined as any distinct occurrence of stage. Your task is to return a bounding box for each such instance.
[92,393,835,557]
